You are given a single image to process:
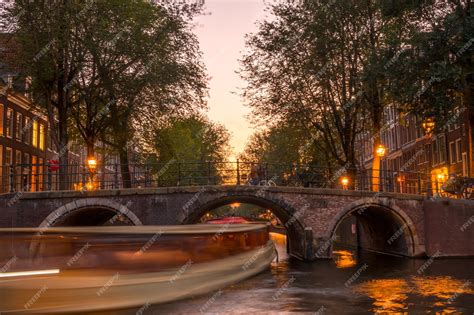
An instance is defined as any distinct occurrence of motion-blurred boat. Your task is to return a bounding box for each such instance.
[0,224,275,313]
[205,216,250,224]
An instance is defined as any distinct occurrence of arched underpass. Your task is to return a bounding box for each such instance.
[182,196,309,260]
[40,199,142,227]
[330,204,415,257]
[52,207,135,226]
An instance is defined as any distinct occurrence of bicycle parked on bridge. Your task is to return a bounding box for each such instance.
[440,174,474,199]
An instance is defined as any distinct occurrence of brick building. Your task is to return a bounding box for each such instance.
[357,100,472,194]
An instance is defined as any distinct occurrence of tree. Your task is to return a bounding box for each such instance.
[240,1,373,182]
[90,0,207,187]
[8,1,86,189]
[148,115,231,185]
[384,0,473,174]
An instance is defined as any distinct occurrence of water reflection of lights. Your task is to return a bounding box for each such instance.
[412,276,473,312]
[355,276,473,314]
[0,269,60,278]
[269,232,286,246]
[230,202,241,209]
[332,250,357,268]
[354,279,410,313]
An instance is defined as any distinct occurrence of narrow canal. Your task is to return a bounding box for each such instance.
[101,232,474,314]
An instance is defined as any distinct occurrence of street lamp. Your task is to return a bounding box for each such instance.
[341,176,349,190]
[87,158,97,172]
[87,157,97,190]
[422,118,436,196]
[376,144,387,158]
[422,118,436,137]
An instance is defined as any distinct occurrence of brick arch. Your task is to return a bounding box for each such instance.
[326,198,421,257]
[39,198,142,227]
[180,193,309,260]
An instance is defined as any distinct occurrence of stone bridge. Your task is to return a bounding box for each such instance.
[0,186,473,260]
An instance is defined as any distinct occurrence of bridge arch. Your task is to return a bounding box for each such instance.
[328,199,420,257]
[39,198,143,227]
[181,194,309,260]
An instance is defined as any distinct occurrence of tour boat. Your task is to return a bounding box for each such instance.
[0,224,275,313]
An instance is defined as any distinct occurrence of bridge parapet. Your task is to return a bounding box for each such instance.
[0,185,472,260]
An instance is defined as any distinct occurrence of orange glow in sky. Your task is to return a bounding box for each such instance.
[194,0,268,158]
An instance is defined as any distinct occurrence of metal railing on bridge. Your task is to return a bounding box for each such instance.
[0,161,437,196]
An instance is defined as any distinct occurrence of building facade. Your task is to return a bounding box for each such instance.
[357,101,472,194]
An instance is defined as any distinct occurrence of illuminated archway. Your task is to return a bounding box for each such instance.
[329,202,418,257]
[182,195,308,260]
[40,198,142,227]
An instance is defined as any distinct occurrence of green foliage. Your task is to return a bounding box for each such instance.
[146,115,231,185]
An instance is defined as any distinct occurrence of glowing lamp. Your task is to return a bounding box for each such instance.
[437,173,445,182]
[375,144,387,158]
[422,118,435,136]
[341,176,349,188]
[87,158,97,172]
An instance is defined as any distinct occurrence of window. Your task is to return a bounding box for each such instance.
[39,123,45,150]
[462,153,468,176]
[438,135,446,164]
[15,150,22,191]
[0,104,3,136]
[6,108,13,138]
[456,139,462,163]
[15,112,22,141]
[5,147,12,165]
[432,139,438,165]
[24,116,30,144]
[23,152,30,165]
[31,155,37,192]
[5,147,12,189]
[32,119,38,147]
[15,150,21,165]
[38,158,43,191]
[449,141,456,164]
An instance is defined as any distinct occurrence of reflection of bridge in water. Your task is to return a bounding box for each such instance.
[1,184,473,260]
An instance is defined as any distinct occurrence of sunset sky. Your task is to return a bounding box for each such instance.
[194,0,269,158]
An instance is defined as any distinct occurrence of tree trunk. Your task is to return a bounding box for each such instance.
[119,144,132,188]
[57,103,69,190]
[86,136,95,159]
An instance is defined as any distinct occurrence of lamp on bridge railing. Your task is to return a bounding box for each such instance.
[341,176,349,190]
[87,158,97,172]
[86,157,97,191]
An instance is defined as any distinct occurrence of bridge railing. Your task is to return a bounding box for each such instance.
[0,161,436,196]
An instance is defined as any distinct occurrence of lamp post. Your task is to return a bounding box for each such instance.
[422,118,435,196]
[341,176,349,190]
[87,157,97,190]
[375,144,387,191]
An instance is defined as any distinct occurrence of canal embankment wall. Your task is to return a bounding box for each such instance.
[423,199,474,257]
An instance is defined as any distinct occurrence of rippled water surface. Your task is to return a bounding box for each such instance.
[103,234,474,314]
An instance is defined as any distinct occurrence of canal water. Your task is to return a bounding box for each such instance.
[103,233,474,314]
[143,235,474,314]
